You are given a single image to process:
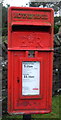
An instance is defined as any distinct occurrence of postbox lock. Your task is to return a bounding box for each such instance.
[28,51,35,57]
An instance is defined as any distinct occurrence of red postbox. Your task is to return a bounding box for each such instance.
[8,7,54,115]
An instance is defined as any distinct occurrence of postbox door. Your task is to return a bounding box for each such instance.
[8,50,53,113]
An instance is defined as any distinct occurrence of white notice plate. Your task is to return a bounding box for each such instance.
[22,61,40,95]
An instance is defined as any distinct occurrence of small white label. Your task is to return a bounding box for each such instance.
[22,61,40,95]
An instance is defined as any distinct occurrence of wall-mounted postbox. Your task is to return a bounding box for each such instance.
[8,7,54,115]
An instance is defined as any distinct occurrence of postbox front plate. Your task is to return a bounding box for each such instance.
[8,7,54,115]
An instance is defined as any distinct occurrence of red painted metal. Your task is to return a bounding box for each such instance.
[8,7,54,115]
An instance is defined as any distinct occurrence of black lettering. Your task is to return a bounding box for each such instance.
[29,76,34,78]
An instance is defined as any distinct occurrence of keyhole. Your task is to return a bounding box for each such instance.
[17,77,20,83]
